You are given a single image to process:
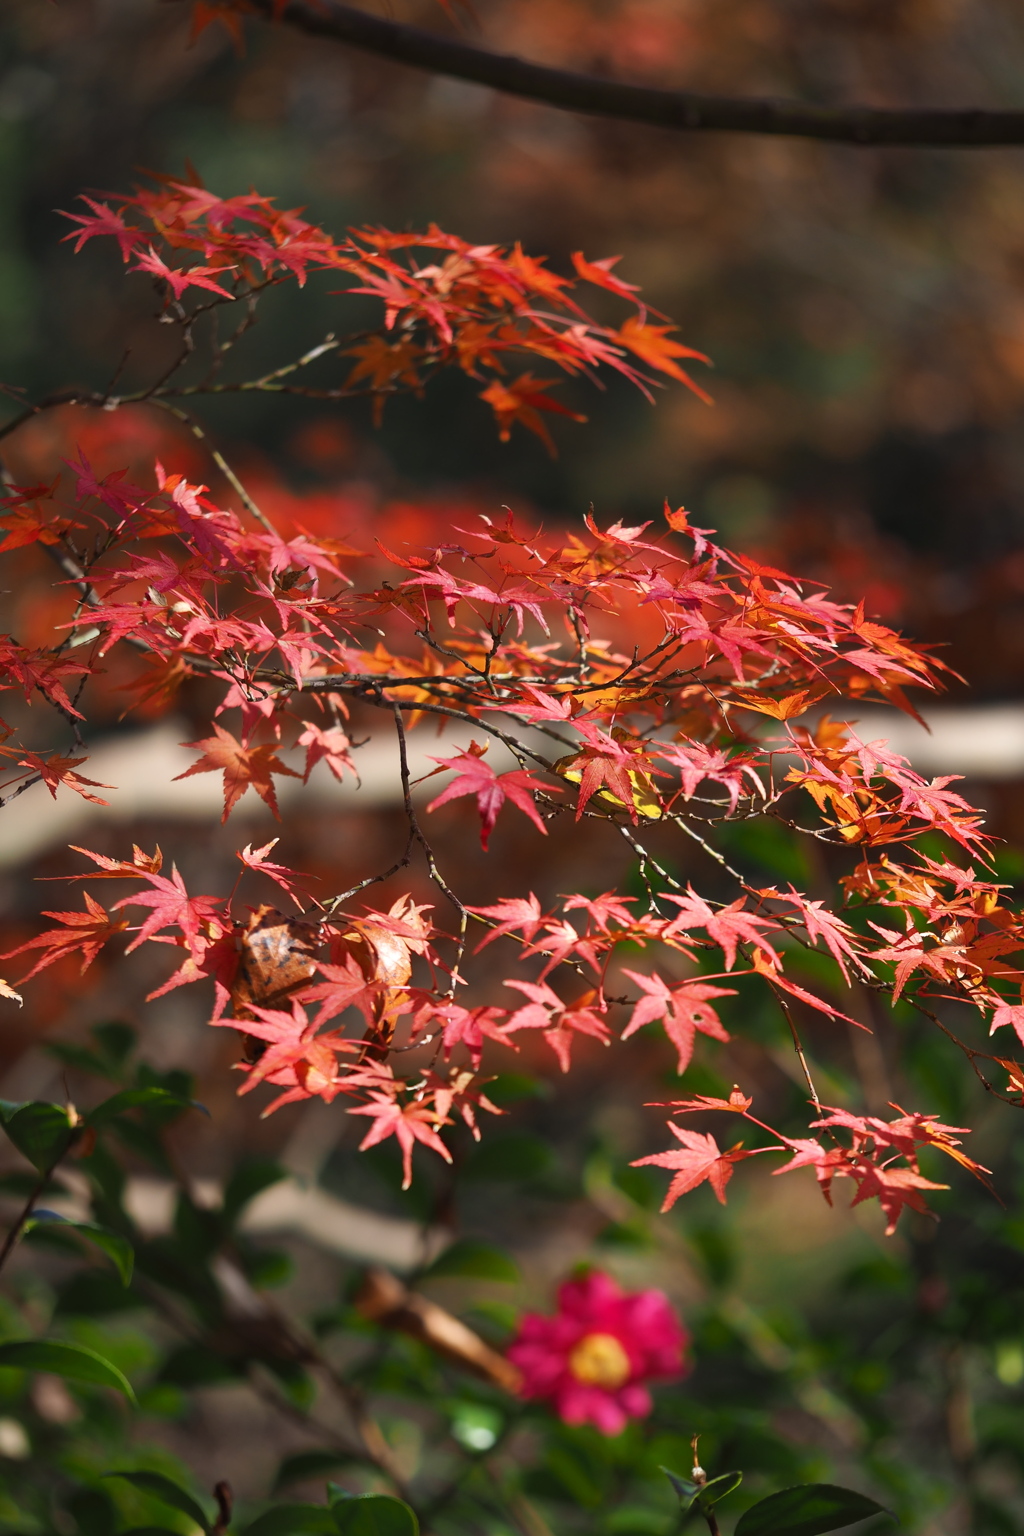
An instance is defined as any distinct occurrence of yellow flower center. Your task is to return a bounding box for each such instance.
[568,1332,631,1389]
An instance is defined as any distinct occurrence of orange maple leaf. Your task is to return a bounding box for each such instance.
[1,894,129,981]
[732,687,829,721]
[174,724,301,821]
[0,750,113,806]
[616,317,712,401]
[189,0,251,50]
[479,374,585,455]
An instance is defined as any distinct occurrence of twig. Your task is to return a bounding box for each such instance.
[768,983,822,1114]
[0,1128,78,1275]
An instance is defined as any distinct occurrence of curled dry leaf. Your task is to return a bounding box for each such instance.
[229,904,322,1063]
[355,1266,522,1394]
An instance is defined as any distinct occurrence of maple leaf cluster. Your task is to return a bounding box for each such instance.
[61,177,709,450]
[635,1090,991,1237]
[0,175,1019,1222]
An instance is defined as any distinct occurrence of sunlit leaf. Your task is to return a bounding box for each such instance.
[0,1339,136,1403]
[24,1212,134,1284]
[103,1470,212,1533]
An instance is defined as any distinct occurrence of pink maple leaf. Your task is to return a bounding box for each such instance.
[620,970,733,1072]
[468,894,546,949]
[130,247,237,301]
[237,839,322,910]
[348,1085,453,1188]
[425,743,548,850]
[632,1124,771,1210]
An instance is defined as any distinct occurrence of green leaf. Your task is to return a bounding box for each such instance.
[663,1468,742,1515]
[424,1239,520,1283]
[734,1484,895,1536]
[93,1020,137,1066]
[26,1211,134,1285]
[662,1470,698,1503]
[274,1450,356,1491]
[332,1495,419,1536]
[222,1158,287,1226]
[697,1472,743,1510]
[66,1486,118,1536]
[48,1042,113,1077]
[49,1022,136,1082]
[103,1471,212,1534]
[242,1505,338,1536]
[463,1132,552,1182]
[86,1088,197,1127]
[120,1529,192,1535]
[0,1339,137,1403]
[0,1171,62,1199]
[56,1268,141,1317]
[2,1102,75,1171]
[159,1344,241,1387]
[484,1073,547,1106]
[239,1247,293,1289]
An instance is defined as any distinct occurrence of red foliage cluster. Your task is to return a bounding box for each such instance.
[63,177,709,450]
[0,176,1016,1228]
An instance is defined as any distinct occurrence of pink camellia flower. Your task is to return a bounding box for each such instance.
[507,1269,688,1435]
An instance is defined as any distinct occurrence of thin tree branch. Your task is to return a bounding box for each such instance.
[249,0,1024,149]
[0,1129,78,1275]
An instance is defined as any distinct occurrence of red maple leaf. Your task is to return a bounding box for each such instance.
[237,839,321,910]
[64,844,164,880]
[0,750,112,806]
[146,928,241,1019]
[616,316,711,400]
[990,999,1024,1045]
[632,1124,771,1210]
[571,251,643,303]
[213,999,360,1103]
[520,918,605,979]
[847,1161,951,1236]
[2,894,129,981]
[299,954,382,1029]
[662,1087,754,1115]
[111,865,225,955]
[772,1138,852,1205]
[130,247,237,302]
[502,979,611,1072]
[662,888,781,970]
[60,197,141,261]
[561,891,636,932]
[0,640,91,719]
[425,743,548,850]
[658,740,764,815]
[348,1084,453,1189]
[750,949,865,1027]
[620,970,733,1072]
[174,724,301,820]
[478,373,586,454]
[411,999,512,1069]
[297,721,357,784]
[566,732,654,825]
[757,887,866,983]
[423,1067,503,1142]
[468,893,546,948]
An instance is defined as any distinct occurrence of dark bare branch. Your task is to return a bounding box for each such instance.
[249,0,1024,149]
